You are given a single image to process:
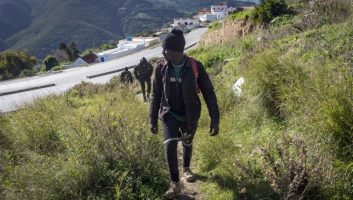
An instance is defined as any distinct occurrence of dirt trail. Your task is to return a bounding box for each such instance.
[175,142,204,200]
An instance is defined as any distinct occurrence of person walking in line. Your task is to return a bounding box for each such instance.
[134,57,153,101]
[149,29,220,199]
[120,67,133,85]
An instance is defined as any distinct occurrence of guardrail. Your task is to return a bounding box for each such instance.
[0,83,56,97]
[87,65,135,79]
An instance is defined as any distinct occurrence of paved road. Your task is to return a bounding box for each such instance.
[0,28,207,113]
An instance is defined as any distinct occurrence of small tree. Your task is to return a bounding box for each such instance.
[59,42,73,61]
[69,42,80,61]
[252,0,292,24]
[0,51,36,80]
[53,49,69,63]
[43,55,59,71]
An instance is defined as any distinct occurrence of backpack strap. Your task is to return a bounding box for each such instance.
[189,57,201,94]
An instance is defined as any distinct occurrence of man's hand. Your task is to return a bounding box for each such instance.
[209,126,219,136]
[150,125,158,134]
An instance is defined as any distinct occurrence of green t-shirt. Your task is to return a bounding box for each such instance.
[170,61,187,122]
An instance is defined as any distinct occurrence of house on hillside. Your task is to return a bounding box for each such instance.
[124,37,159,48]
[199,3,229,22]
[199,14,218,22]
[211,3,229,20]
[172,18,200,30]
[81,51,98,64]
[97,35,160,62]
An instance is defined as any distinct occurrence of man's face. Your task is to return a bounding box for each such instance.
[162,48,173,61]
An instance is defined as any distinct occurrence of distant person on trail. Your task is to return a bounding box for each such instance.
[120,67,133,85]
[134,57,153,101]
[149,29,220,199]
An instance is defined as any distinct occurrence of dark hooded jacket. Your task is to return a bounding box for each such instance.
[149,55,219,133]
[134,57,153,80]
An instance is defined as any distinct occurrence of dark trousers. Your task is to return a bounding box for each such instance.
[162,113,195,182]
[139,77,151,100]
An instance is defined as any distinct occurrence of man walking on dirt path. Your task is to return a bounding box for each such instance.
[134,57,153,102]
[149,29,220,199]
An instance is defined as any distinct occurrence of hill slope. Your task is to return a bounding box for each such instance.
[0,0,256,58]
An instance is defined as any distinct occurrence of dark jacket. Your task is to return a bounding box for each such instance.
[134,59,153,80]
[120,70,133,84]
[149,56,219,132]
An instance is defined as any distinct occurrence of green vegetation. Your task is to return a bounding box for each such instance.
[207,22,223,31]
[43,55,59,71]
[228,8,253,21]
[0,51,36,80]
[1,0,352,199]
[186,0,353,199]
[82,42,118,56]
[251,0,293,24]
[0,81,167,199]
[0,0,258,58]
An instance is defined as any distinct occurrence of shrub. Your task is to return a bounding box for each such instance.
[293,0,353,31]
[252,0,293,24]
[208,21,222,31]
[51,65,65,71]
[43,55,59,71]
[1,81,166,199]
[20,69,36,77]
[0,51,36,80]
[259,135,326,199]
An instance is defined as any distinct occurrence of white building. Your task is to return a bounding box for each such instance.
[127,37,160,47]
[211,3,229,20]
[97,37,159,62]
[199,14,218,22]
[172,18,200,30]
[97,41,144,62]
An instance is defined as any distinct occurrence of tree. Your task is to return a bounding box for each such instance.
[68,42,80,61]
[59,42,73,61]
[43,55,59,71]
[0,51,36,80]
[53,49,69,63]
[252,0,291,24]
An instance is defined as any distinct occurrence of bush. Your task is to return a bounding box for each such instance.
[293,0,353,31]
[252,0,293,24]
[0,82,166,199]
[51,65,65,71]
[43,55,59,71]
[0,51,36,80]
[208,21,222,31]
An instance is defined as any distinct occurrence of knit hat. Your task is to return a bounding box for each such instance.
[162,29,186,52]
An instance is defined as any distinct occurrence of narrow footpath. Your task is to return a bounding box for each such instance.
[176,142,204,200]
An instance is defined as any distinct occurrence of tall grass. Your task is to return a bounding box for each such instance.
[188,3,353,199]
[0,81,167,199]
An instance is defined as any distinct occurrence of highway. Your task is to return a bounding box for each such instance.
[0,28,207,113]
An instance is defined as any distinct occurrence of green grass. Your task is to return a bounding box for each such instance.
[188,5,353,199]
[0,81,167,199]
[1,1,353,199]
[228,9,253,21]
[207,21,223,31]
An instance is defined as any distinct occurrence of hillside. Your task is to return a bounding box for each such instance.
[5,0,352,199]
[0,0,31,49]
[0,0,257,58]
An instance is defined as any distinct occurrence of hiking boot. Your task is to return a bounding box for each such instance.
[183,168,196,182]
[165,181,181,199]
